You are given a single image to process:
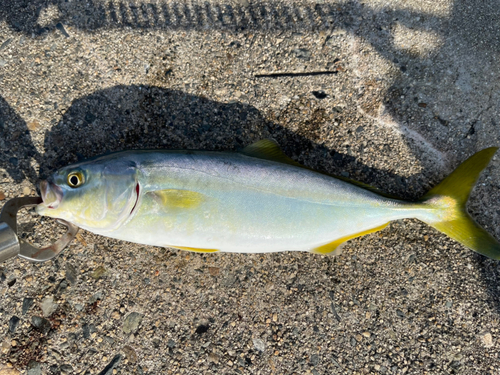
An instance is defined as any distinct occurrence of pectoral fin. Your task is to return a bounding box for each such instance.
[311,223,389,255]
[149,189,206,210]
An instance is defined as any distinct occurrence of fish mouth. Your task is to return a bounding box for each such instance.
[39,180,63,210]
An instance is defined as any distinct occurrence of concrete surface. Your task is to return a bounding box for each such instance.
[1,0,500,374]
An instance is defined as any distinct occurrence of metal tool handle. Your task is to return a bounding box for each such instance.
[0,221,19,262]
[0,197,79,263]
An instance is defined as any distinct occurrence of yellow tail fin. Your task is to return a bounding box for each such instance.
[421,147,500,259]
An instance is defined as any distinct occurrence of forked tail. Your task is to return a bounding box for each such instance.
[420,147,500,259]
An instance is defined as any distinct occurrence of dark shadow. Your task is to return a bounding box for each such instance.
[0,95,41,183]
[40,85,414,198]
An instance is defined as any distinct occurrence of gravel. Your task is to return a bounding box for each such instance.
[1,0,500,374]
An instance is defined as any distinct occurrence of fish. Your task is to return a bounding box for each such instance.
[36,140,500,259]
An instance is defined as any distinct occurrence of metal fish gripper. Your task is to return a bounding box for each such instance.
[0,196,78,263]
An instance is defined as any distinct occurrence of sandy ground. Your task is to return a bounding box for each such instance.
[1,0,500,374]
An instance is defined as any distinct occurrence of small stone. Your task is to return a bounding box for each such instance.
[167,339,176,348]
[0,191,5,201]
[374,364,381,371]
[208,353,219,363]
[26,360,42,375]
[253,338,266,352]
[292,48,311,60]
[41,296,58,317]
[22,298,34,314]
[31,316,51,334]
[27,120,40,131]
[82,323,95,339]
[1,340,11,355]
[8,316,20,333]
[482,333,493,348]
[362,332,371,338]
[208,267,220,276]
[89,291,103,304]
[310,354,320,366]
[65,263,78,284]
[123,312,143,334]
[122,345,137,363]
[60,364,73,373]
[91,266,107,280]
[111,310,120,319]
[22,187,31,195]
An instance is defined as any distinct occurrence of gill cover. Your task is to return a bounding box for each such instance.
[37,158,139,232]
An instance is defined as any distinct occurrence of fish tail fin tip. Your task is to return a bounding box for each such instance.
[421,147,500,259]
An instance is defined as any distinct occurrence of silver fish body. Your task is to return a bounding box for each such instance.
[36,141,500,258]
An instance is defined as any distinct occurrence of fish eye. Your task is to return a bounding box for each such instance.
[67,172,85,188]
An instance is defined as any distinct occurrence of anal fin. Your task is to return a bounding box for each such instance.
[169,245,219,253]
[311,223,389,255]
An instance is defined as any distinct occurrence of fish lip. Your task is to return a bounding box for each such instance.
[39,180,63,209]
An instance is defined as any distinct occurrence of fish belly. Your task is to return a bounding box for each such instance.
[106,152,419,252]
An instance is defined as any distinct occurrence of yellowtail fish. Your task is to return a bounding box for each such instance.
[36,140,500,259]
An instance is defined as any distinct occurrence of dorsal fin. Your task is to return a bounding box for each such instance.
[240,139,304,167]
[240,139,398,199]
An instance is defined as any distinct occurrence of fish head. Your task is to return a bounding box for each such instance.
[36,156,139,232]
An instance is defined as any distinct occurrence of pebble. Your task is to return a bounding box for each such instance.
[91,266,107,280]
[122,312,143,334]
[208,353,219,363]
[1,341,11,355]
[26,361,42,375]
[89,291,104,304]
[22,298,34,315]
[8,316,19,333]
[31,316,51,334]
[27,121,40,131]
[167,339,176,348]
[22,187,31,195]
[41,296,58,317]
[65,263,78,284]
[310,354,320,366]
[60,364,73,373]
[362,332,371,338]
[252,338,266,352]
[482,333,493,348]
[293,48,312,60]
[0,191,5,201]
[122,345,137,363]
[208,267,220,276]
